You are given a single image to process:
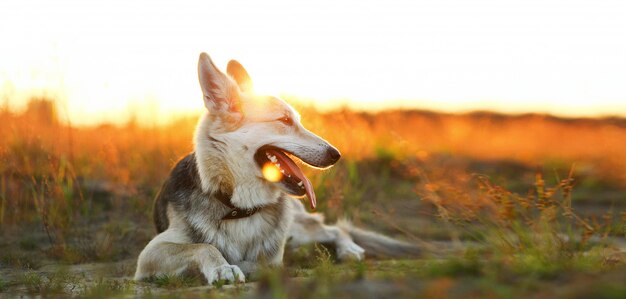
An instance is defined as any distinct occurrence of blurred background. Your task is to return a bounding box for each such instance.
[2,0,626,124]
[1,0,625,297]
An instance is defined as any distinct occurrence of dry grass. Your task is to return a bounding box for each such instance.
[1,97,625,298]
[1,96,624,243]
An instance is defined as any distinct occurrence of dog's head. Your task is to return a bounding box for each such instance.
[196,53,340,209]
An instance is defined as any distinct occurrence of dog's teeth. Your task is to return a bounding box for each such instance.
[267,154,278,163]
[297,181,303,187]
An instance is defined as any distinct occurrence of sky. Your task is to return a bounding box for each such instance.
[1,0,626,125]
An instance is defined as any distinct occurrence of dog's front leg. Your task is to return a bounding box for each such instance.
[234,245,285,278]
[135,240,245,284]
[233,261,258,277]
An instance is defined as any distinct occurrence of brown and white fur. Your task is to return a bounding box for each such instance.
[134,53,420,284]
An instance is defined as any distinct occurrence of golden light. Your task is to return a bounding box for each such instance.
[2,0,626,125]
[262,162,283,183]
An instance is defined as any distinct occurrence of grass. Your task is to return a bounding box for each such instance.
[79,278,134,299]
[16,269,80,295]
[0,98,625,298]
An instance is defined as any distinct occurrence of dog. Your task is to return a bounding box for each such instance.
[134,53,420,284]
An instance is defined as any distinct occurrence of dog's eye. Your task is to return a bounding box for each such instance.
[278,116,293,126]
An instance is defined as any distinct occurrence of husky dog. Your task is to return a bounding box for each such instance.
[134,53,420,284]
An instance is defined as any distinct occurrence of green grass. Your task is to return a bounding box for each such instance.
[79,278,134,299]
[0,251,42,270]
[16,269,79,295]
[0,278,7,292]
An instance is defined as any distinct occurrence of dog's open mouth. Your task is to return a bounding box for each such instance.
[254,146,316,209]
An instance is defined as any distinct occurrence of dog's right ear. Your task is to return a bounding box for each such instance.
[227,60,254,93]
[198,53,240,115]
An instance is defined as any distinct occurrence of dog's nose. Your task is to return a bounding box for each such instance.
[327,147,341,163]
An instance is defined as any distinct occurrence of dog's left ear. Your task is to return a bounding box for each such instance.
[227,60,254,93]
[198,53,241,118]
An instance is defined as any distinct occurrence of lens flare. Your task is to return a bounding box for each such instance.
[262,162,283,182]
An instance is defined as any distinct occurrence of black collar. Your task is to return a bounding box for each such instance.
[215,190,262,220]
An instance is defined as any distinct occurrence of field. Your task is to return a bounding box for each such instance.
[0,98,625,298]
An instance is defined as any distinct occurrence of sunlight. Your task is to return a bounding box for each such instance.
[1,0,626,125]
[262,163,283,183]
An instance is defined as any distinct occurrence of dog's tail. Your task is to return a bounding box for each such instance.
[336,219,422,258]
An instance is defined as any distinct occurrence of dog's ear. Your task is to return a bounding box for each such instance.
[198,53,240,115]
[227,60,254,93]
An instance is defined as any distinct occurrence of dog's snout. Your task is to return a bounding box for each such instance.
[326,147,341,163]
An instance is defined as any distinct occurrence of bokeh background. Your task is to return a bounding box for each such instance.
[1,0,625,297]
[3,0,626,124]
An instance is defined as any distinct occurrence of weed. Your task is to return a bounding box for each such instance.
[150,274,204,289]
[79,278,134,299]
[1,252,41,269]
[19,238,39,251]
[17,270,79,295]
[418,168,625,280]
[425,252,482,278]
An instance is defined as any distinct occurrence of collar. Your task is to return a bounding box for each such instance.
[215,190,262,220]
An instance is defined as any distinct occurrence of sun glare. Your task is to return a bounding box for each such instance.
[1,0,626,125]
[262,163,283,183]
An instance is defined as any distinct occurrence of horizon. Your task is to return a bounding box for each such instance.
[7,96,626,129]
[2,0,626,125]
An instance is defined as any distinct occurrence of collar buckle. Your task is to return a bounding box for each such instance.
[215,190,262,220]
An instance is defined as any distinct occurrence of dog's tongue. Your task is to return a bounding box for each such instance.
[267,149,317,210]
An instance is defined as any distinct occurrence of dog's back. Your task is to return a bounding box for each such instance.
[153,153,200,233]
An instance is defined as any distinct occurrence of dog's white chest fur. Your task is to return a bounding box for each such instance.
[186,197,293,264]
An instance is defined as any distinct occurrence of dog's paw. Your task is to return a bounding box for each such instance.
[204,264,246,285]
[337,242,365,261]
